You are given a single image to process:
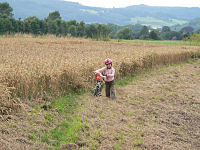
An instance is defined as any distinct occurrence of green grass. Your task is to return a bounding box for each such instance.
[28,132,36,141]
[45,94,85,149]
[116,76,139,87]
[51,95,77,114]
[112,39,200,46]
[131,131,145,149]
[28,91,88,149]
[49,116,84,146]
[114,131,126,150]
[44,113,55,122]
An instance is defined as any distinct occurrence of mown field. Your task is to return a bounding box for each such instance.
[78,59,200,150]
[0,35,200,149]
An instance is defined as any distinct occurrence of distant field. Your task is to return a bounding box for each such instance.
[113,39,200,46]
[130,17,187,26]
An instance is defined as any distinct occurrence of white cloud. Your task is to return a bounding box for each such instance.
[65,0,200,8]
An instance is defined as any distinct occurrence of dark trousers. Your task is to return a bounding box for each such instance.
[105,80,116,99]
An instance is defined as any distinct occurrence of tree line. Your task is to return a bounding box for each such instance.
[0,2,199,41]
[0,2,111,40]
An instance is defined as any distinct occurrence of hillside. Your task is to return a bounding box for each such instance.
[1,0,200,26]
[172,18,200,31]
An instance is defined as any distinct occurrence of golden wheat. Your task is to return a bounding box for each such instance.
[0,35,199,105]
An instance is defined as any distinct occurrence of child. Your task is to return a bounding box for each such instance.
[94,58,116,99]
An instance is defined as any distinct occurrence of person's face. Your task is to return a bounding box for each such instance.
[106,63,112,69]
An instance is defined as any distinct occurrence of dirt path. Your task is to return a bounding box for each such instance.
[78,60,200,150]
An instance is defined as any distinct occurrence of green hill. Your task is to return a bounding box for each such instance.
[172,18,200,31]
[1,0,200,27]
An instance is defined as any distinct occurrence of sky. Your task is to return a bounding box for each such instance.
[65,0,200,8]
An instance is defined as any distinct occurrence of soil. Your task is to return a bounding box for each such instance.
[78,60,200,150]
[1,60,200,150]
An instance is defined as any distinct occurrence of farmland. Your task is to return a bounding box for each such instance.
[0,35,200,149]
[1,35,199,102]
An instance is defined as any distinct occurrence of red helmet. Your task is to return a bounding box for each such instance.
[105,58,112,65]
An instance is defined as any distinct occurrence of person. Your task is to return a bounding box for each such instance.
[94,58,116,99]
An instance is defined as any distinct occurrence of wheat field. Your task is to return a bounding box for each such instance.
[0,35,200,111]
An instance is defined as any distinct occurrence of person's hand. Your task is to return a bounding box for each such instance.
[106,74,110,77]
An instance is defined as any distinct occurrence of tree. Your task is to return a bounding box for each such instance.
[0,2,13,18]
[4,18,13,33]
[47,20,57,34]
[189,33,200,44]
[60,21,68,36]
[132,24,143,39]
[77,21,85,37]
[66,20,78,36]
[96,24,110,40]
[164,31,182,40]
[68,25,77,37]
[55,19,62,35]
[39,20,48,34]
[139,26,149,37]
[23,16,41,34]
[67,20,77,26]
[117,27,133,40]
[107,23,121,38]
[162,26,171,32]
[0,18,5,34]
[16,18,25,33]
[0,18,13,34]
[47,11,61,21]
[180,26,194,33]
[149,30,159,40]
[85,24,98,39]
